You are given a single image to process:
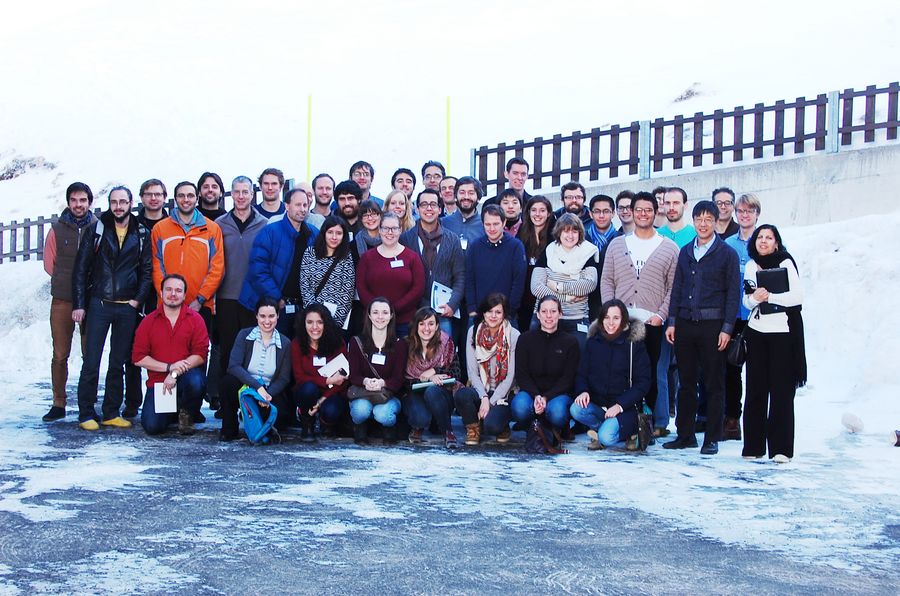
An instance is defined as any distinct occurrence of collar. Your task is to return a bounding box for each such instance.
[247,327,283,349]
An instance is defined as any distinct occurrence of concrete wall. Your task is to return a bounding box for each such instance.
[535,143,900,228]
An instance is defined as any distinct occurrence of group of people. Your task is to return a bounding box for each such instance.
[42,157,807,461]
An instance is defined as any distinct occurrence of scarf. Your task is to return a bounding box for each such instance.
[416,222,443,270]
[475,320,511,390]
[61,208,92,229]
[585,223,617,253]
[754,248,807,388]
[505,217,522,237]
[407,332,455,379]
[544,240,599,277]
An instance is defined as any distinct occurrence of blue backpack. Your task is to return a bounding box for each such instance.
[238,385,281,445]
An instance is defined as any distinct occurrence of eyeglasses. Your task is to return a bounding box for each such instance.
[715,200,734,207]
[590,209,613,216]
[352,171,371,179]
[424,174,442,181]
[419,202,440,209]
[633,207,654,215]
[142,192,164,198]
[617,205,632,212]
[564,195,585,201]
[380,226,400,233]
[736,208,757,215]
[362,212,381,218]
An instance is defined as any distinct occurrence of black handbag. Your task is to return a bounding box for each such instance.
[726,308,756,367]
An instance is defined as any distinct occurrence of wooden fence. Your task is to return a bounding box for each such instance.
[472,82,900,199]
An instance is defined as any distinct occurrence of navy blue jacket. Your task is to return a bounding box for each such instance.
[668,235,740,335]
[238,217,319,311]
[464,232,527,313]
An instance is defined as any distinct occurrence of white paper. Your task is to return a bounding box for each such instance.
[318,353,350,378]
[154,382,177,413]
[430,281,460,318]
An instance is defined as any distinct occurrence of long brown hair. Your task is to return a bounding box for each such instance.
[518,195,555,260]
[407,307,442,365]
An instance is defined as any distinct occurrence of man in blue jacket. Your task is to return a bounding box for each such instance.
[465,205,526,327]
[239,187,319,339]
[663,200,740,455]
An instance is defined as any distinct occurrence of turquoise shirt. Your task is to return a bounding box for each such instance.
[658,224,697,249]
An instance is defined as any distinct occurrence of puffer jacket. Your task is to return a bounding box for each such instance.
[72,210,152,310]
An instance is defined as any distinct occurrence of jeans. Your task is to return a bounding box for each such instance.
[141,367,206,435]
[404,385,453,433]
[655,329,676,429]
[510,391,573,430]
[76,298,138,421]
[673,318,726,443]
[570,402,622,447]
[292,381,349,425]
[49,298,86,407]
[454,387,512,436]
[349,397,401,427]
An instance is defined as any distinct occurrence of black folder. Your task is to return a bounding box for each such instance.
[757,267,789,314]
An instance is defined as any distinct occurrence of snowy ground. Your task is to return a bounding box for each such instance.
[0,213,897,593]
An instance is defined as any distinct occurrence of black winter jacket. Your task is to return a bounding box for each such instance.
[514,327,580,398]
[72,211,153,310]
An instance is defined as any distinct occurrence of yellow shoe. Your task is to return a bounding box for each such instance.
[79,419,100,431]
[101,416,132,429]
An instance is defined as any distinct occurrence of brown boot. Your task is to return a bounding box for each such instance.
[465,423,481,446]
[723,417,742,441]
[178,409,195,436]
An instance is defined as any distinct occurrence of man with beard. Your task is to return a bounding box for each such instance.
[41,182,96,422]
[658,187,697,249]
[553,181,591,226]
[332,179,363,241]
[391,168,416,199]
[350,160,382,208]
[197,172,226,221]
[310,173,335,219]
[71,186,152,430]
[441,176,485,250]
[439,175,458,216]
[255,167,286,219]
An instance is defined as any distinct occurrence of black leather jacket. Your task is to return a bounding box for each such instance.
[72,210,153,310]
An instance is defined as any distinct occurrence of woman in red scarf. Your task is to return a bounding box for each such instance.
[453,293,521,446]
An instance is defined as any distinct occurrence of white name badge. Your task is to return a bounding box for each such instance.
[460,238,468,250]
[577,323,589,333]
[529,257,537,266]
[313,356,327,367]
[285,304,296,314]
[348,231,354,241]
[389,259,404,269]
[371,353,386,365]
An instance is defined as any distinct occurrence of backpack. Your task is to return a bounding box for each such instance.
[238,385,281,445]
[525,416,568,455]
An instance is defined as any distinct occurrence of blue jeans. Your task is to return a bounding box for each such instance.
[656,335,676,428]
[77,298,138,421]
[570,402,622,447]
[293,381,348,425]
[404,385,453,433]
[454,387,512,436]
[510,391,573,430]
[140,367,206,435]
[349,397,401,427]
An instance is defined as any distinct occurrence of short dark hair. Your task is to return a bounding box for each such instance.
[312,173,335,189]
[421,160,446,177]
[497,188,521,204]
[349,161,375,179]
[391,168,417,188]
[506,157,529,172]
[108,185,133,202]
[358,199,382,217]
[258,168,285,186]
[561,181,586,199]
[161,273,187,293]
[692,200,718,220]
[651,186,667,197]
[334,180,363,201]
[66,182,93,204]
[712,187,735,202]
[614,190,634,206]
[197,172,224,193]
[481,204,503,222]
[139,179,166,198]
[255,296,280,312]
[455,176,483,200]
[441,175,458,186]
[666,187,688,203]
[589,194,614,211]
[537,294,562,313]
[284,187,308,205]
[173,181,197,197]
[416,188,441,207]
[632,191,657,213]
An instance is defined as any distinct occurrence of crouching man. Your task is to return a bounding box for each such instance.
[132,274,208,435]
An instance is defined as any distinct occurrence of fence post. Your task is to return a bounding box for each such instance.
[826,90,840,153]
[638,120,651,180]
[469,148,476,177]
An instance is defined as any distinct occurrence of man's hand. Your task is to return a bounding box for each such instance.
[665,326,675,344]
[437,304,453,317]
[188,299,202,312]
[717,332,731,352]
[646,315,663,327]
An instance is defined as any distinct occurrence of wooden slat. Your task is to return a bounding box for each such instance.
[774,100,785,156]
[570,131,582,181]
[477,146,489,190]
[753,103,765,159]
[8,220,17,263]
[673,115,684,169]
[733,106,744,161]
[887,82,899,141]
[550,134,562,187]
[608,125,619,178]
[815,94,827,151]
[589,128,601,180]
[22,218,31,261]
[652,118,665,172]
[628,122,639,175]
[794,97,806,153]
[692,112,703,167]
[864,85,876,142]
[532,137,544,190]
[841,88,854,146]
[495,142,507,199]
[712,109,724,164]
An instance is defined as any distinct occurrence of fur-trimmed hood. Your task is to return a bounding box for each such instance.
[587,316,646,343]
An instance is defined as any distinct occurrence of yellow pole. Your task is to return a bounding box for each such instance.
[445,96,451,172]
[307,95,312,181]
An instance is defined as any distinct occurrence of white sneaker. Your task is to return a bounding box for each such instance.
[772,454,791,464]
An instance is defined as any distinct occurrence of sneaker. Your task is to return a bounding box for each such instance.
[586,429,603,451]
[42,406,66,422]
[700,441,719,455]
[444,430,458,449]
[496,428,511,443]
[408,428,424,444]
[772,454,791,464]
[723,417,742,441]
[178,409,195,435]
[625,434,639,451]
[464,423,481,446]
[121,407,138,419]
[101,417,132,429]
[79,419,100,431]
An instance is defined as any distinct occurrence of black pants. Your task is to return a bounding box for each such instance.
[643,324,663,412]
[674,318,726,442]
[743,328,796,458]
[216,299,257,377]
[725,319,746,419]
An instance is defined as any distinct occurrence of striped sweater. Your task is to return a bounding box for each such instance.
[530,242,599,320]
[599,234,679,321]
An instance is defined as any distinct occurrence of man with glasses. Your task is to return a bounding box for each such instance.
[601,192,679,435]
[713,187,740,239]
[585,193,620,320]
[554,181,591,226]
[722,193,763,441]
[71,186,151,430]
[401,189,464,337]
[422,161,446,192]
[664,200,740,455]
[615,190,635,235]
[349,160,382,208]
[658,187,697,249]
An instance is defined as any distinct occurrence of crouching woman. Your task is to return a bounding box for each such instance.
[570,299,651,450]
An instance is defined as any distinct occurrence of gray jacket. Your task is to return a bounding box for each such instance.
[215,210,268,300]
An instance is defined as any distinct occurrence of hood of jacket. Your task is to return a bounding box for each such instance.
[587,316,646,343]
